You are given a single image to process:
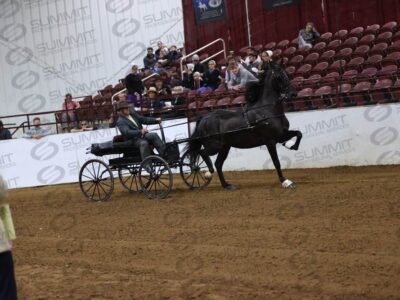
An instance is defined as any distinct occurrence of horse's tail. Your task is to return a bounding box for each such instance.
[185,120,203,154]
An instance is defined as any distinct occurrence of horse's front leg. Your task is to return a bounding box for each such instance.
[265,141,295,188]
[280,130,303,150]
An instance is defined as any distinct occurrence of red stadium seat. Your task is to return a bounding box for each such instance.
[188,101,198,110]
[358,34,376,46]
[296,46,311,56]
[202,99,217,109]
[319,32,333,43]
[364,24,380,35]
[348,26,364,38]
[297,87,313,97]
[265,41,276,50]
[290,38,299,47]
[373,78,395,103]
[370,43,388,56]
[377,65,398,77]
[341,37,358,49]
[199,53,209,61]
[346,57,365,71]
[352,45,370,58]
[320,50,336,63]
[387,41,400,54]
[364,54,383,68]
[329,59,347,72]
[217,97,232,107]
[381,52,400,66]
[277,39,290,49]
[337,83,355,106]
[285,66,296,78]
[231,95,246,106]
[283,46,297,58]
[342,69,359,81]
[375,32,392,44]
[239,46,249,56]
[304,52,320,65]
[307,74,322,85]
[353,81,374,105]
[360,67,378,78]
[295,64,313,77]
[380,21,398,33]
[312,42,326,53]
[253,44,264,52]
[291,76,304,87]
[338,83,353,93]
[311,61,329,76]
[336,47,353,61]
[374,78,393,89]
[288,55,304,67]
[334,29,348,41]
[296,87,314,110]
[326,39,341,50]
[393,31,400,43]
[322,71,340,84]
[314,85,334,107]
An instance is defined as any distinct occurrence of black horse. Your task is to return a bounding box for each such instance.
[187,65,302,190]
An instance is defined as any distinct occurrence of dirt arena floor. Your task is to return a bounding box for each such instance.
[7,165,400,299]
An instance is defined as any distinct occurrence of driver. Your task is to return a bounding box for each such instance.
[116,101,166,160]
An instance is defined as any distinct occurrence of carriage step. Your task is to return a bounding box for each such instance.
[109,157,141,166]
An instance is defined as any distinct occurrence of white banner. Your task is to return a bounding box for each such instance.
[1,104,400,189]
[0,0,184,118]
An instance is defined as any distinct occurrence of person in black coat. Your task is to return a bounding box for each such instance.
[0,121,12,140]
[143,47,157,70]
[116,101,165,161]
[204,60,221,90]
[192,54,205,75]
[125,65,144,103]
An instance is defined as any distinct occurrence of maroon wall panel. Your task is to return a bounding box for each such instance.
[182,0,400,54]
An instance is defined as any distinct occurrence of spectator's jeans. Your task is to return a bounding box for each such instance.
[61,112,77,129]
[0,251,17,300]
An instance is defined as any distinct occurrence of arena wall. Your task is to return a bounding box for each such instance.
[1,104,399,189]
[0,0,184,117]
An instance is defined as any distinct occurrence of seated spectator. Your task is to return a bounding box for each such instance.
[298,22,320,48]
[182,64,194,89]
[204,60,221,90]
[227,63,259,91]
[125,65,144,105]
[70,121,93,133]
[243,52,260,77]
[169,45,179,62]
[224,56,237,87]
[143,47,157,70]
[193,72,208,93]
[144,87,166,115]
[157,49,171,68]
[23,117,52,139]
[155,41,168,59]
[159,71,171,85]
[192,54,205,75]
[154,77,171,96]
[61,93,80,131]
[0,121,12,140]
[169,72,183,88]
[151,62,166,74]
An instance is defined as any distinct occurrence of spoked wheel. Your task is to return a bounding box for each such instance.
[118,165,140,193]
[79,159,114,202]
[139,155,172,200]
[180,150,212,189]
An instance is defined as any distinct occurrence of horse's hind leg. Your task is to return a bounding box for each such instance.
[280,130,302,151]
[215,146,235,190]
[200,149,214,173]
[266,141,295,188]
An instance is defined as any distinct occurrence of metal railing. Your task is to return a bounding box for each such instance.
[180,38,227,78]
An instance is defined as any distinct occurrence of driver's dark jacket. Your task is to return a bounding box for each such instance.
[116,108,158,139]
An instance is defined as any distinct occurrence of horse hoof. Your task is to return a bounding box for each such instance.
[224,184,236,191]
[290,145,299,151]
[282,179,295,189]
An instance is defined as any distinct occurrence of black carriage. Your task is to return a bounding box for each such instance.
[78,124,211,201]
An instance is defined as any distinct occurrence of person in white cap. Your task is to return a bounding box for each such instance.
[192,54,205,75]
[0,175,17,300]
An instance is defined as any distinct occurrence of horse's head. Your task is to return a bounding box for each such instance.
[264,63,297,101]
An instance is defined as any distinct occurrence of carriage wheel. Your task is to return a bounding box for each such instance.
[180,150,212,189]
[139,155,172,200]
[118,166,140,193]
[79,159,114,202]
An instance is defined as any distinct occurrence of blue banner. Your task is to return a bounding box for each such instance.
[193,0,226,24]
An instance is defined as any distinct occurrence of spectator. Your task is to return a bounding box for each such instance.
[224,56,238,87]
[193,72,205,90]
[0,121,12,140]
[169,72,183,88]
[23,117,52,139]
[169,45,179,62]
[144,87,166,115]
[258,50,281,81]
[151,62,166,74]
[125,65,144,105]
[298,22,320,48]
[243,52,260,77]
[157,49,171,68]
[155,41,167,59]
[0,175,17,300]
[192,54,205,75]
[61,93,80,131]
[70,121,93,133]
[204,60,221,90]
[143,47,157,70]
[227,63,259,91]
[154,77,171,96]
[182,64,194,89]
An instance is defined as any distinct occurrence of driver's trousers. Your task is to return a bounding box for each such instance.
[132,132,165,159]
